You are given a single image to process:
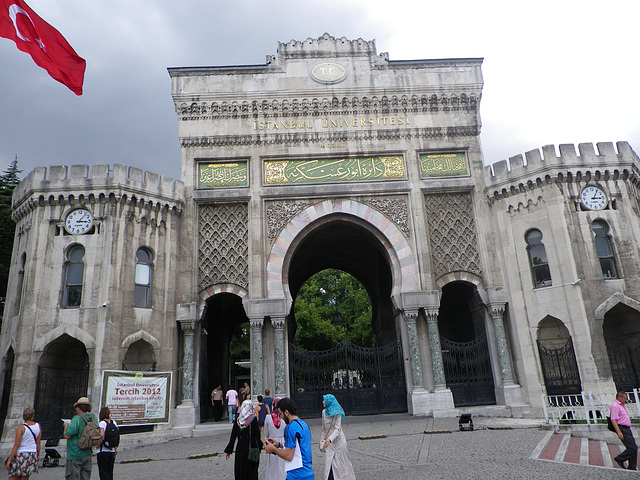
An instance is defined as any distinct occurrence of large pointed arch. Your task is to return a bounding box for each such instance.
[34,324,96,352]
[266,199,419,303]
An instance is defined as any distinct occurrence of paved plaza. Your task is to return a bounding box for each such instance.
[29,414,636,479]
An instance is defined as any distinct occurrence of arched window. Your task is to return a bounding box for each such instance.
[591,220,618,279]
[64,245,85,307]
[525,229,552,288]
[134,248,153,308]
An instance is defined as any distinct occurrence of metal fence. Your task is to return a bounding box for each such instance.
[542,390,640,424]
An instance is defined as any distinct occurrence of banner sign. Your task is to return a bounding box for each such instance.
[198,162,248,188]
[264,156,405,185]
[101,370,172,425]
[420,152,468,178]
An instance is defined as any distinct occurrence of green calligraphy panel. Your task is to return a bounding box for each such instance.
[420,153,468,178]
[264,156,405,185]
[198,162,248,188]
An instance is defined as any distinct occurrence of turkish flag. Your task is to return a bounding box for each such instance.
[0,0,85,95]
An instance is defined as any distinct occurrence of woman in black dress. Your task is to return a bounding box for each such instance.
[225,399,262,480]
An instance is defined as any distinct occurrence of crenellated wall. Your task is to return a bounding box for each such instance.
[11,164,185,222]
[484,141,640,202]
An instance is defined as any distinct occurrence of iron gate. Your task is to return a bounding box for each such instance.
[34,364,89,439]
[606,340,640,392]
[440,333,496,407]
[290,340,407,417]
[537,339,582,395]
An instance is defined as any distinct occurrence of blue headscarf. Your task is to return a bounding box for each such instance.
[323,394,345,420]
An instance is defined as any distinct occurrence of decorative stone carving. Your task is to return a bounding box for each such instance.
[198,204,248,289]
[179,127,480,148]
[361,196,410,237]
[424,192,482,279]
[176,93,478,121]
[266,200,312,239]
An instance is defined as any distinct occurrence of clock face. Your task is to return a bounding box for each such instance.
[580,186,608,211]
[64,209,94,235]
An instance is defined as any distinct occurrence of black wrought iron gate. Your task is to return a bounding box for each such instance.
[537,338,582,395]
[605,340,640,392]
[290,340,407,417]
[441,333,496,407]
[34,364,89,439]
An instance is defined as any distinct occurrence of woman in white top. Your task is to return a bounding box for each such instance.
[97,406,118,480]
[5,407,41,480]
[263,398,286,480]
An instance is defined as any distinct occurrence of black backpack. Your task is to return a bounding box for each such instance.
[102,420,120,449]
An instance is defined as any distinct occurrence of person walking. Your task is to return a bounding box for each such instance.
[255,395,270,444]
[63,396,98,480]
[211,385,224,421]
[226,385,239,423]
[264,398,286,480]
[5,407,41,480]
[319,395,355,480]
[264,397,314,480]
[224,399,262,480]
[611,391,638,470]
[97,407,118,480]
[263,389,274,412]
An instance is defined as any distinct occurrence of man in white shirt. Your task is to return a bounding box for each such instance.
[225,385,239,423]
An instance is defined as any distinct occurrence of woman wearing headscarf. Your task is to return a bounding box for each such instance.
[225,399,262,480]
[263,398,286,480]
[320,394,355,480]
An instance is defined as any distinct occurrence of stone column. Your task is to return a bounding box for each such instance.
[250,318,264,397]
[272,316,286,396]
[402,309,424,388]
[179,319,197,403]
[488,303,514,384]
[425,307,447,389]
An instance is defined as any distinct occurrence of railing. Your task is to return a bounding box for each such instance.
[542,390,640,424]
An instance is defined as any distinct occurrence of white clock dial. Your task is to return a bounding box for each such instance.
[580,186,608,211]
[64,209,94,235]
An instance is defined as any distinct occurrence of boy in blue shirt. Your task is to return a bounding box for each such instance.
[264,397,314,479]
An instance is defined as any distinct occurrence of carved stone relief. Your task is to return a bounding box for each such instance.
[424,192,482,279]
[361,196,410,237]
[266,200,313,239]
[199,204,249,289]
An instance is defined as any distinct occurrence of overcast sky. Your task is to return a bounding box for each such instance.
[0,0,638,181]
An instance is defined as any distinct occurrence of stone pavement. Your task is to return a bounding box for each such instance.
[32,414,635,479]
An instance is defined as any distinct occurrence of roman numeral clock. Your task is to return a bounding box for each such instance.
[580,185,608,211]
[64,208,94,235]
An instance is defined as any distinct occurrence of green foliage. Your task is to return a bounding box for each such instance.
[0,159,21,321]
[293,269,375,350]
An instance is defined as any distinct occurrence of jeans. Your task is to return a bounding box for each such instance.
[228,405,237,423]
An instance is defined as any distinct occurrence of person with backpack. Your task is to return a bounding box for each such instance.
[97,407,119,480]
[63,397,99,480]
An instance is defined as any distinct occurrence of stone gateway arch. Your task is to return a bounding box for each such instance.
[1,34,640,440]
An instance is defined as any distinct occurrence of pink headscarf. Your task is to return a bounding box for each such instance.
[270,397,281,428]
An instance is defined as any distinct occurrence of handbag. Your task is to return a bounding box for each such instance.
[320,416,336,453]
[247,423,260,463]
[607,416,617,433]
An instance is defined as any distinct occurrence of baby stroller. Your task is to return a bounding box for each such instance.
[42,439,61,467]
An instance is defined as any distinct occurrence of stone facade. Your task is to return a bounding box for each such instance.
[0,34,639,442]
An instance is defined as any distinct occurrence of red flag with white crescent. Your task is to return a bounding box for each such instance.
[0,0,86,95]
